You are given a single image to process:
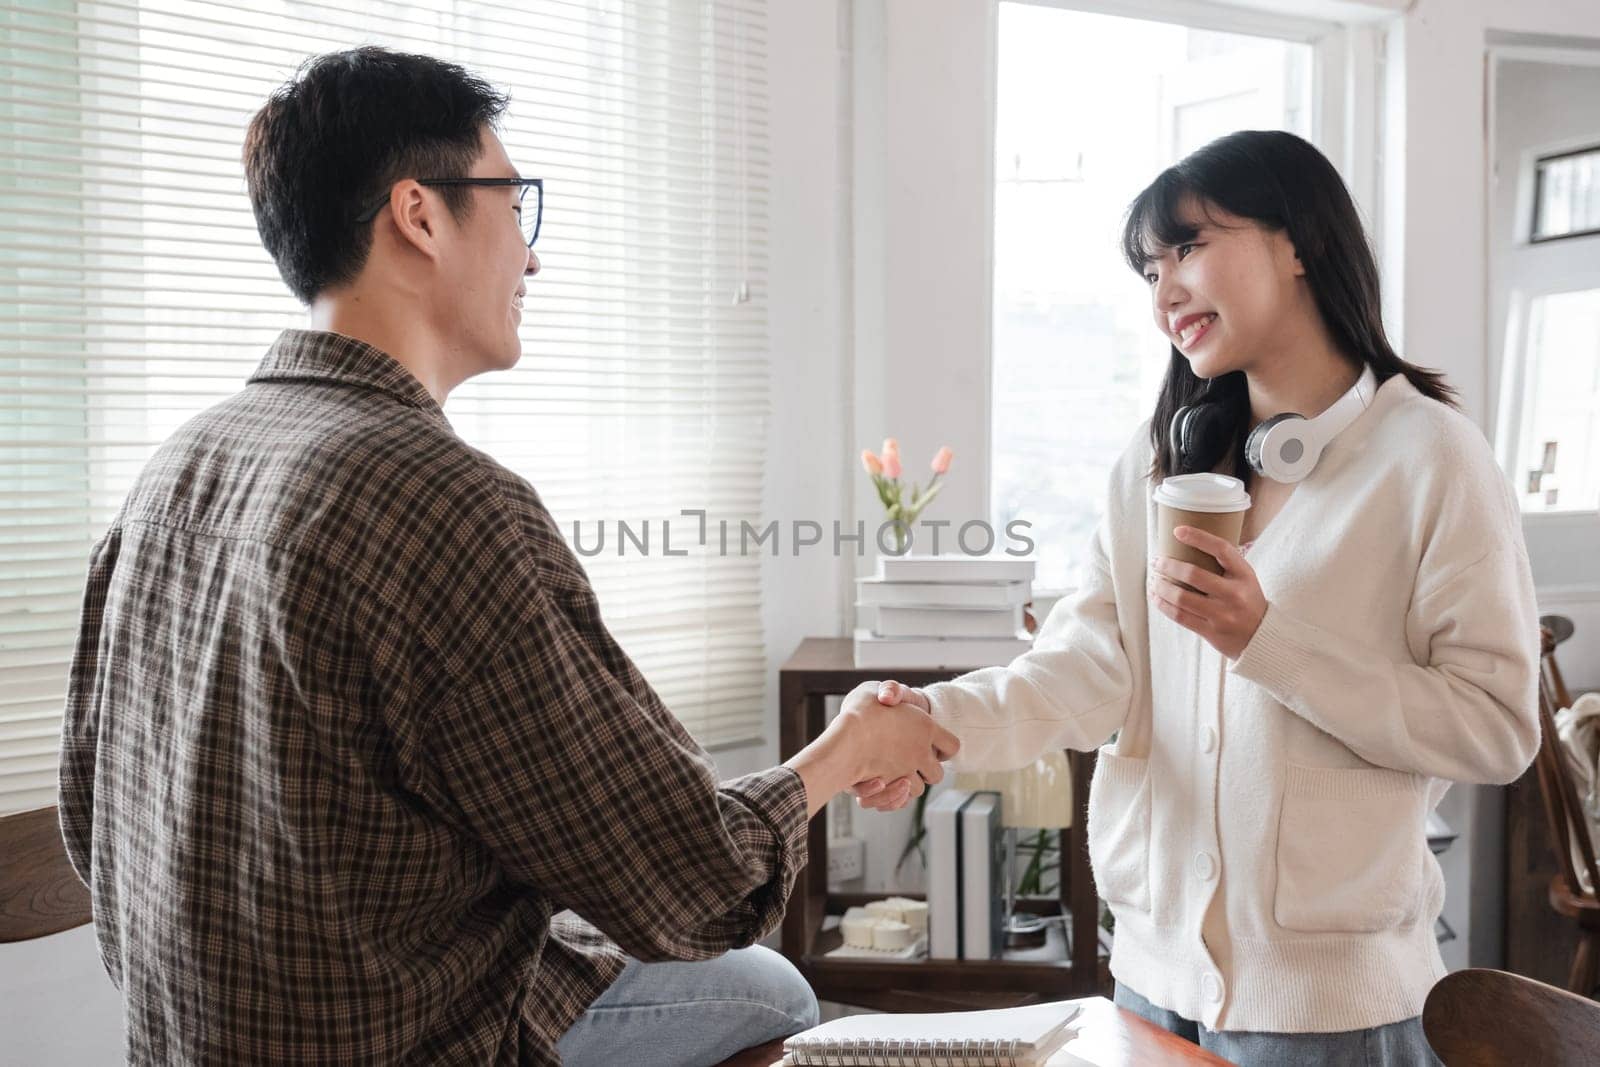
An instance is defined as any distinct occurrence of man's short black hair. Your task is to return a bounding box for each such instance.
[243,47,510,304]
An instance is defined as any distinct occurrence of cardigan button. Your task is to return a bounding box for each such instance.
[1200,726,1217,753]
[1195,851,1216,881]
[1203,972,1225,1004]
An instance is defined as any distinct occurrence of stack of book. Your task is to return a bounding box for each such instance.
[853,555,1035,669]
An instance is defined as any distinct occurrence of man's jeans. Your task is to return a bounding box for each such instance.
[557,945,819,1067]
[1115,982,1444,1066]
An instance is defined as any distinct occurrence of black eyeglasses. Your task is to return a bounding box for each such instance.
[355,177,544,249]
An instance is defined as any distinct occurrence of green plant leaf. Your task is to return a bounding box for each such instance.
[873,477,894,510]
[895,791,930,875]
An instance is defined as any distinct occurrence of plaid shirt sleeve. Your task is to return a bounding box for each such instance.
[58,523,120,913]
[425,468,807,963]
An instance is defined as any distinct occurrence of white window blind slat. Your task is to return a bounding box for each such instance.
[0,0,772,813]
[4,152,774,204]
[3,112,774,169]
[0,279,774,303]
[4,0,770,83]
[2,215,775,249]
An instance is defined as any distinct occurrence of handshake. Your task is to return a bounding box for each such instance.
[784,680,958,819]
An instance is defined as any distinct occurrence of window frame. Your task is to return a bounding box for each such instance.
[1494,272,1600,518]
[1529,143,1600,245]
[1494,117,1600,520]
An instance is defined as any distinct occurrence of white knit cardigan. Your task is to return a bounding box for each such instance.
[925,371,1540,1033]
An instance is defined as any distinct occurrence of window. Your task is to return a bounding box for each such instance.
[989,3,1323,592]
[1532,145,1600,243]
[0,0,771,813]
[1491,62,1600,516]
[1506,286,1600,512]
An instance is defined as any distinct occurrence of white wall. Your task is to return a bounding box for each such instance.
[0,926,122,1063]
[716,0,855,787]
[868,0,998,541]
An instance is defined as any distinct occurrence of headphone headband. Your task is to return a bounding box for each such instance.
[1246,363,1378,482]
[1173,363,1379,483]
[1309,363,1379,446]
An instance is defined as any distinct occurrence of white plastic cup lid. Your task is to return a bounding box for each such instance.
[1151,473,1251,513]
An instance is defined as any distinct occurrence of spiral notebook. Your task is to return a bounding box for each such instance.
[779,1000,1080,1066]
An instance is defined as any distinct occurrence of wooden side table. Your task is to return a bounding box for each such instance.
[778,637,1106,1012]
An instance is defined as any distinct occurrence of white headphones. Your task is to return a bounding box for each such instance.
[1244,363,1379,482]
[1170,363,1379,484]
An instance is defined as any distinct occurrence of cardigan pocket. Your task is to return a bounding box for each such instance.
[1087,748,1152,912]
[1274,763,1427,933]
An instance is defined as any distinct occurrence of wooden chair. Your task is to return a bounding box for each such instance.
[1529,615,1600,997]
[712,1038,784,1067]
[0,805,92,944]
[1423,968,1600,1065]
[1543,613,1577,710]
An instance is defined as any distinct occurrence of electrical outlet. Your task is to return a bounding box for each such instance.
[828,836,865,885]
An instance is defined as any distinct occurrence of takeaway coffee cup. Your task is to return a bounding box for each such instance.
[1152,473,1252,592]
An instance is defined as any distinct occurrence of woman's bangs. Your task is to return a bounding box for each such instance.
[1121,173,1201,274]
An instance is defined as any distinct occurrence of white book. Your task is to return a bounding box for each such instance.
[855,576,1031,609]
[924,789,968,960]
[872,603,1026,638]
[852,629,1032,670]
[961,792,1004,961]
[781,999,1082,1066]
[878,554,1037,583]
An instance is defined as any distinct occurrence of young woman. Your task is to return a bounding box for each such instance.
[856,130,1540,1064]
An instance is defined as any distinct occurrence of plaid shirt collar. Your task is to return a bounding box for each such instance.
[249,328,448,425]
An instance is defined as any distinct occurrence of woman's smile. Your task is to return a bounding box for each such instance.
[1173,312,1218,350]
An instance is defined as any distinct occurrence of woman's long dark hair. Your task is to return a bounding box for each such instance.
[1121,130,1457,482]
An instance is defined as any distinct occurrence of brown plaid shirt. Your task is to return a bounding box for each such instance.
[58,328,807,1065]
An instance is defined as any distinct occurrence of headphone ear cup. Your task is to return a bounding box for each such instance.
[1169,406,1194,473]
[1170,401,1233,475]
[1244,416,1272,474]
[1247,412,1312,480]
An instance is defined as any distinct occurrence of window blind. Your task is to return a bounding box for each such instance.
[0,0,772,814]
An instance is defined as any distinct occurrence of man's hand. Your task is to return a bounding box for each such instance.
[783,680,958,819]
[850,680,936,813]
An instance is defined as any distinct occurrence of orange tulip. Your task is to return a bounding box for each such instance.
[861,449,883,476]
[931,446,954,475]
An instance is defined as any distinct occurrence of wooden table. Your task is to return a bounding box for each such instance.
[1060,997,1235,1066]
[778,638,1104,1012]
[724,996,1236,1066]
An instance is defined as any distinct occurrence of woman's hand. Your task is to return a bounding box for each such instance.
[1148,526,1268,661]
[850,681,931,813]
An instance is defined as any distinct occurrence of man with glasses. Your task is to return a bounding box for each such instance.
[58,46,956,1065]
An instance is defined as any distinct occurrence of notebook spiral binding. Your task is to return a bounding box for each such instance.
[785,1035,1024,1066]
